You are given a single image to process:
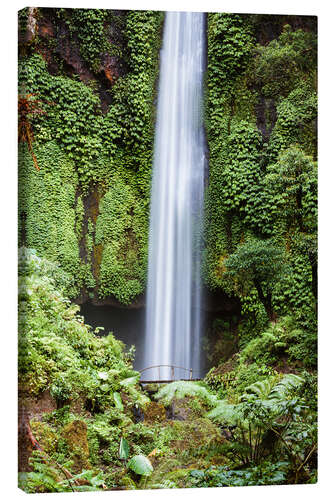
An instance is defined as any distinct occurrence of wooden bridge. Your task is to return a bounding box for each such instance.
[139,364,201,384]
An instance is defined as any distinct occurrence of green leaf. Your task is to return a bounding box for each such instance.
[113,392,124,410]
[119,437,129,460]
[127,455,153,476]
[120,375,140,387]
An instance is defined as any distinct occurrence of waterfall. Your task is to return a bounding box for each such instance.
[143,12,206,381]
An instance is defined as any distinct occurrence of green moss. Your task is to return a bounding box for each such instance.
[18,142,81,297]
[62,420,91,472]
[205,13,317,342]
[95,178,147,303]
[143,402,167,423]
[30,420,58,454]
[18,9,163,303]
[18,53,104,190]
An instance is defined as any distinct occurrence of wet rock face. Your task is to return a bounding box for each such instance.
[19,8,127,113]
[47,23,95,81]
[203,287,241,314]
[18,406,35,472]
[256,95,277,142]
[18,390,58,472]
[25,7,38,43]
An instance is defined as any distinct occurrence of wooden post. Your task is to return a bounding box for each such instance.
[190,368,193,380]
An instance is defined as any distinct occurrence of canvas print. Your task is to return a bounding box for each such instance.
[18,7,317,492]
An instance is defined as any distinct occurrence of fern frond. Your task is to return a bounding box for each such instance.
[267,374,303,401]
[154,381,217,406]
[242,378,276,401]
[206,399,239,425]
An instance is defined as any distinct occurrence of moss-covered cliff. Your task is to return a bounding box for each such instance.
[18,7,163,305]
[204,13,317,366]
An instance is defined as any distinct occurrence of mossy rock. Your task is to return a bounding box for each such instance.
[119,475,137,490]
[147,457,183,485]
[62,420,91,472]
[30,420,58,454]
[167,418,221,452]
[169,396,207,420]
[143,401,166,423]
[165,468,197,488]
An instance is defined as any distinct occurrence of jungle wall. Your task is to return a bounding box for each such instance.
[204,13,317,366]
[18,9,317,367]
[18,7,163,306]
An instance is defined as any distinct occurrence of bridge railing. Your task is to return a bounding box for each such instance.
[139,364,199,381]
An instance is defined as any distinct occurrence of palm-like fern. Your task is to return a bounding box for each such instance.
[240,373,303,402]
[206,374,304,465]
[241,377,277,401]
[207,374,303,422]
[266,374,303,401]
[154,381,218,407]
[205,399,239,425]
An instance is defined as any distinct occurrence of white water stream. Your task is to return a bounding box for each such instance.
[143,12,206,381]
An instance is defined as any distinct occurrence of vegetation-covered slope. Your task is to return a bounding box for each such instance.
[18,250,317,491]
[204,13,317,368]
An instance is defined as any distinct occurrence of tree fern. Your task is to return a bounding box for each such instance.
[241,374,303,403]
[267,374,303,401]
[206,399,239,425]
[205,373,305,465]
[154,381,218,407]
[241,377,276,401]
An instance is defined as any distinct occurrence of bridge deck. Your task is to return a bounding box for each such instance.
[139,364,201,384]
[140,378,202,384]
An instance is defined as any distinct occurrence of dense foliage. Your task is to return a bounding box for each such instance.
[18,251,317,491]
[19,249,152,491]
[18,9,317,492]
[18,8,163,303]
[204,13,317,366]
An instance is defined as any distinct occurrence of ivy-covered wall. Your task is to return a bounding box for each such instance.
[18,8,163,304]
[204,13,317,365]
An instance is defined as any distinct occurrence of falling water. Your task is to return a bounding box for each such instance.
[143,12,206,381]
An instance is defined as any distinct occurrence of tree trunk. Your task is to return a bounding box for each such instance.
[26,8,38,43]
[254,279,275,321]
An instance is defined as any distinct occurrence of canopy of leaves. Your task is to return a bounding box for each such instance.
[254,25,317,97]
[265,146,317,233]
[225,239,286,293]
